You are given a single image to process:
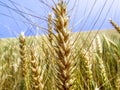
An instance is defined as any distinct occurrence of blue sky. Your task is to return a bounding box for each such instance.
[0,0,120,38]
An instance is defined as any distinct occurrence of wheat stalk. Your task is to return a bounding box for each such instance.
[52,1,76,90]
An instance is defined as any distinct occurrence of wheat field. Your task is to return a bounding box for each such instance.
[0,1,120,90]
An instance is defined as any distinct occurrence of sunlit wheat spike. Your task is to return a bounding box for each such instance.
[109,19,120,34]
[81,49,95,89]
[48,13,53,45]
[30,43,44,90]
[52,1,76,90]
[96,55,112,89]
[96,35,102,55]
[19,32,29,90]
[19,32,27,77]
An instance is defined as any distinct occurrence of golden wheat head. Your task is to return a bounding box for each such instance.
[109,19,120,34]
[52,1,77,90]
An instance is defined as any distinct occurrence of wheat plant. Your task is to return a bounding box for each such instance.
[0,1,120,90]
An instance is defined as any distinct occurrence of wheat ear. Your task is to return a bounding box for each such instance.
[109,19,120,34]
[48,13,53,45]
[95,35,112,89]
[30,43,44,90]
[81,49,95,89]
[96,35,102,55]
[96,55,112,90]
[52,1,76,90]
[19,32,29,90]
